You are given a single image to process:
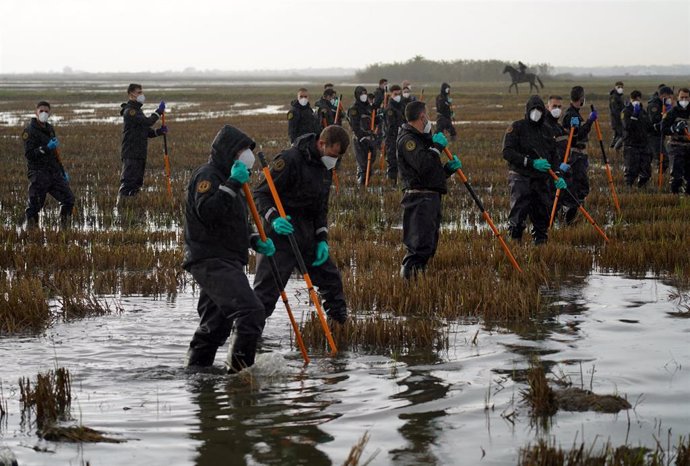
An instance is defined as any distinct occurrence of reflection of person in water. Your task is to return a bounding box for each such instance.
[188,377,334,466]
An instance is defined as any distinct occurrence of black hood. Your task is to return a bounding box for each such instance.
[120,100,142,116]
[524,95,546,122]
[294,133,321,163]
[440,82,450,95]
[354,86,367,100]
[209,125,256,176]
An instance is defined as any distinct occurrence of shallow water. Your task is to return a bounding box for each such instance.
[1,272,688,465]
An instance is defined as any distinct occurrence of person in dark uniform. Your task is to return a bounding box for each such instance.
[661,88,690,193]
[608,81,625,149]
[384,84,406,184]
[435,82,457,141]
[621,90,653,187]
[252,125,350,326]
[401,86,416,107]
[503,95,567,245]
[315,88,338,129]
[348,86,376,184]
[182,125,275,372]
[118,83,167,201]
[373,78,388,110]
[396,101,462,279]
[287,88,319,144]
[647,85,673,174]
[22,101,75,228]
[559,86,598,224]
[543,95,569,158]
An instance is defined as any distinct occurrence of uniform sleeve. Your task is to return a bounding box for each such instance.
[373,90,385,110]
[23,128,49,162]
[315,184,330,242]
[253,153,293,227]
[502,123,531,169]
[287,111,297,143]
[193,176,244,225]
[126,109,160,129]
[661,108,677,136]
[400,137,445,177]
[436,96,450,118]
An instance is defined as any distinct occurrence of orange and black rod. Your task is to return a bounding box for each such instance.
[443,147,523,273]
[332,169,340,193]
[591,105,621,215]
[161,113,173,201]
[420,88,425,102]
[658,104,668,188]
[380,143,385,172]
[257,152,338,356]
[547,168,609,243]
[365,110,376,187]
[242,183,310,365]
[333,94,343,125]
[549,125,575,228]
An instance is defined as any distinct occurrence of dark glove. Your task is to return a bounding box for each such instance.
[156,101,166,115]
[587,110,598,122]
[632,103,641,117]
[63,171,70,183]
[156,125,168,136]
[47,137,59,151]
[672,120,688,134]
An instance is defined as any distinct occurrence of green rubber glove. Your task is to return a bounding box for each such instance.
[532,159,551,173]
[312,241,329,266]
[229,160,250,184]
[271,215,294,235]
[432,132,448,148]
[254,238,275,256]
[554,177,567,190]
[445,154,462,172]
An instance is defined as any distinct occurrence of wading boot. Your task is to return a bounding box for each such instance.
[226,334,259,374]
[24,215,39,230]
[185,346,218,368]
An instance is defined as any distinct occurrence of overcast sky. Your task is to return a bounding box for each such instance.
[1,0,687,73]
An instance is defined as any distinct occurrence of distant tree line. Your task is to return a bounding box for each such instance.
[355,56,552,83]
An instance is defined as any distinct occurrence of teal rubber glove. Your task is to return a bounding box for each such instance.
[229,160,249,184]
[532,159,551,173]
[445,155,462,172]
[432,132,448,148]
[254,238,275,256]
[312,240,329,266]
[272,215,294,235]
[554,177,567,190]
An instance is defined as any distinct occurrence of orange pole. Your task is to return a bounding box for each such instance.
[658,104,668,189]
[161,113,173,201]
[257,153,338,356]
[443,148,523,273]
[549,126,575,227]
[242,184,310,365]
[332,169,340,193]
[365,110,375,187]
[591,105,620,215]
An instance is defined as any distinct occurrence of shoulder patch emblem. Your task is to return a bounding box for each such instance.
[197,180,212,193]
[287,111,293,120]
[506,125,514,134]
[128,109,136,116]
[405,140,416,151]
[273,159,286,172]
[349,108,358,117]
[650,106,658,114]
[22,131,29,141]
[387,110,394,116]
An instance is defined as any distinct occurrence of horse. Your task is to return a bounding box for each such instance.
[502,65,544,95]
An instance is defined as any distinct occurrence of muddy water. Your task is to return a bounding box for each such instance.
[0,273,689,465]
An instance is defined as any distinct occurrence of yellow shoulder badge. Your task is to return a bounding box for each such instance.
[287,111,294,120]
[197,180,212,193]
[349,108,358,117]
[405,140,416,151]
[273,159,286,172]
[650,106,658,114]
[387,109,394,116]
[21,131,29,141]
[506,125,514,134]
[128,109,136,117]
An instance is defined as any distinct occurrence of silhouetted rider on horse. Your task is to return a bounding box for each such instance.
[503,61,544,95]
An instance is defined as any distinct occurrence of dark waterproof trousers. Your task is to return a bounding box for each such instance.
[384,132,399,182]
[253,218,347,324]
[648,134,669,173]
[560,152,589,224]
[119,158,146,196]
[435,116,457,140]
[623,145,652,187]
[26,170,75,221]
[669,143,690,194]
[187,258,265,369]
[400,191,441,278]
[353,137,376,185]
[507,172,551,244]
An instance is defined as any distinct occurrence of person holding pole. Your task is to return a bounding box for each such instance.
[384,84,406,185]
[621,90,653,187]
[348,86,376,185]
[287,88,319,144]
[608,81,625,149]
[182,125,275,372]
[661,88,690,194]
[252,126,350,326]
[502,95,567,245]
[647,85,674,178]
[435,82,457,141]
[396,101,462,279]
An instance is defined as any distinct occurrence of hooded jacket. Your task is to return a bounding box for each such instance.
[396,123,452,193]
[22,118,63,173]
[182,125,258,269]
[502,95,559,179]
[120,100,161,160]
[436,83,452,119]
[384,96,406,142]
[287,99,319,143]
[347,86,374,140]
[253,133,332,243]
[562,103,593,151]
[661,103,690,145]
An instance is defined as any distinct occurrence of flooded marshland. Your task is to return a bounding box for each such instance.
[0,79,689,465]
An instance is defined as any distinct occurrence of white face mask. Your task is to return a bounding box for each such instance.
[665,98,672,105]
[529,109,542,122]
[423,118,432,134]
[136,94,146,104]
[359,94,368,103]
[38,111,50,123]
[616,87,624,95]
[445,88,450,94]
[402,92,410,98]
[321,155,338,170]
[298,97,308,107]
[632,101,641,108]
[238,148,256,169]
[679,100,690,109]
[392,95,401,103]
[550,108,561,119]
